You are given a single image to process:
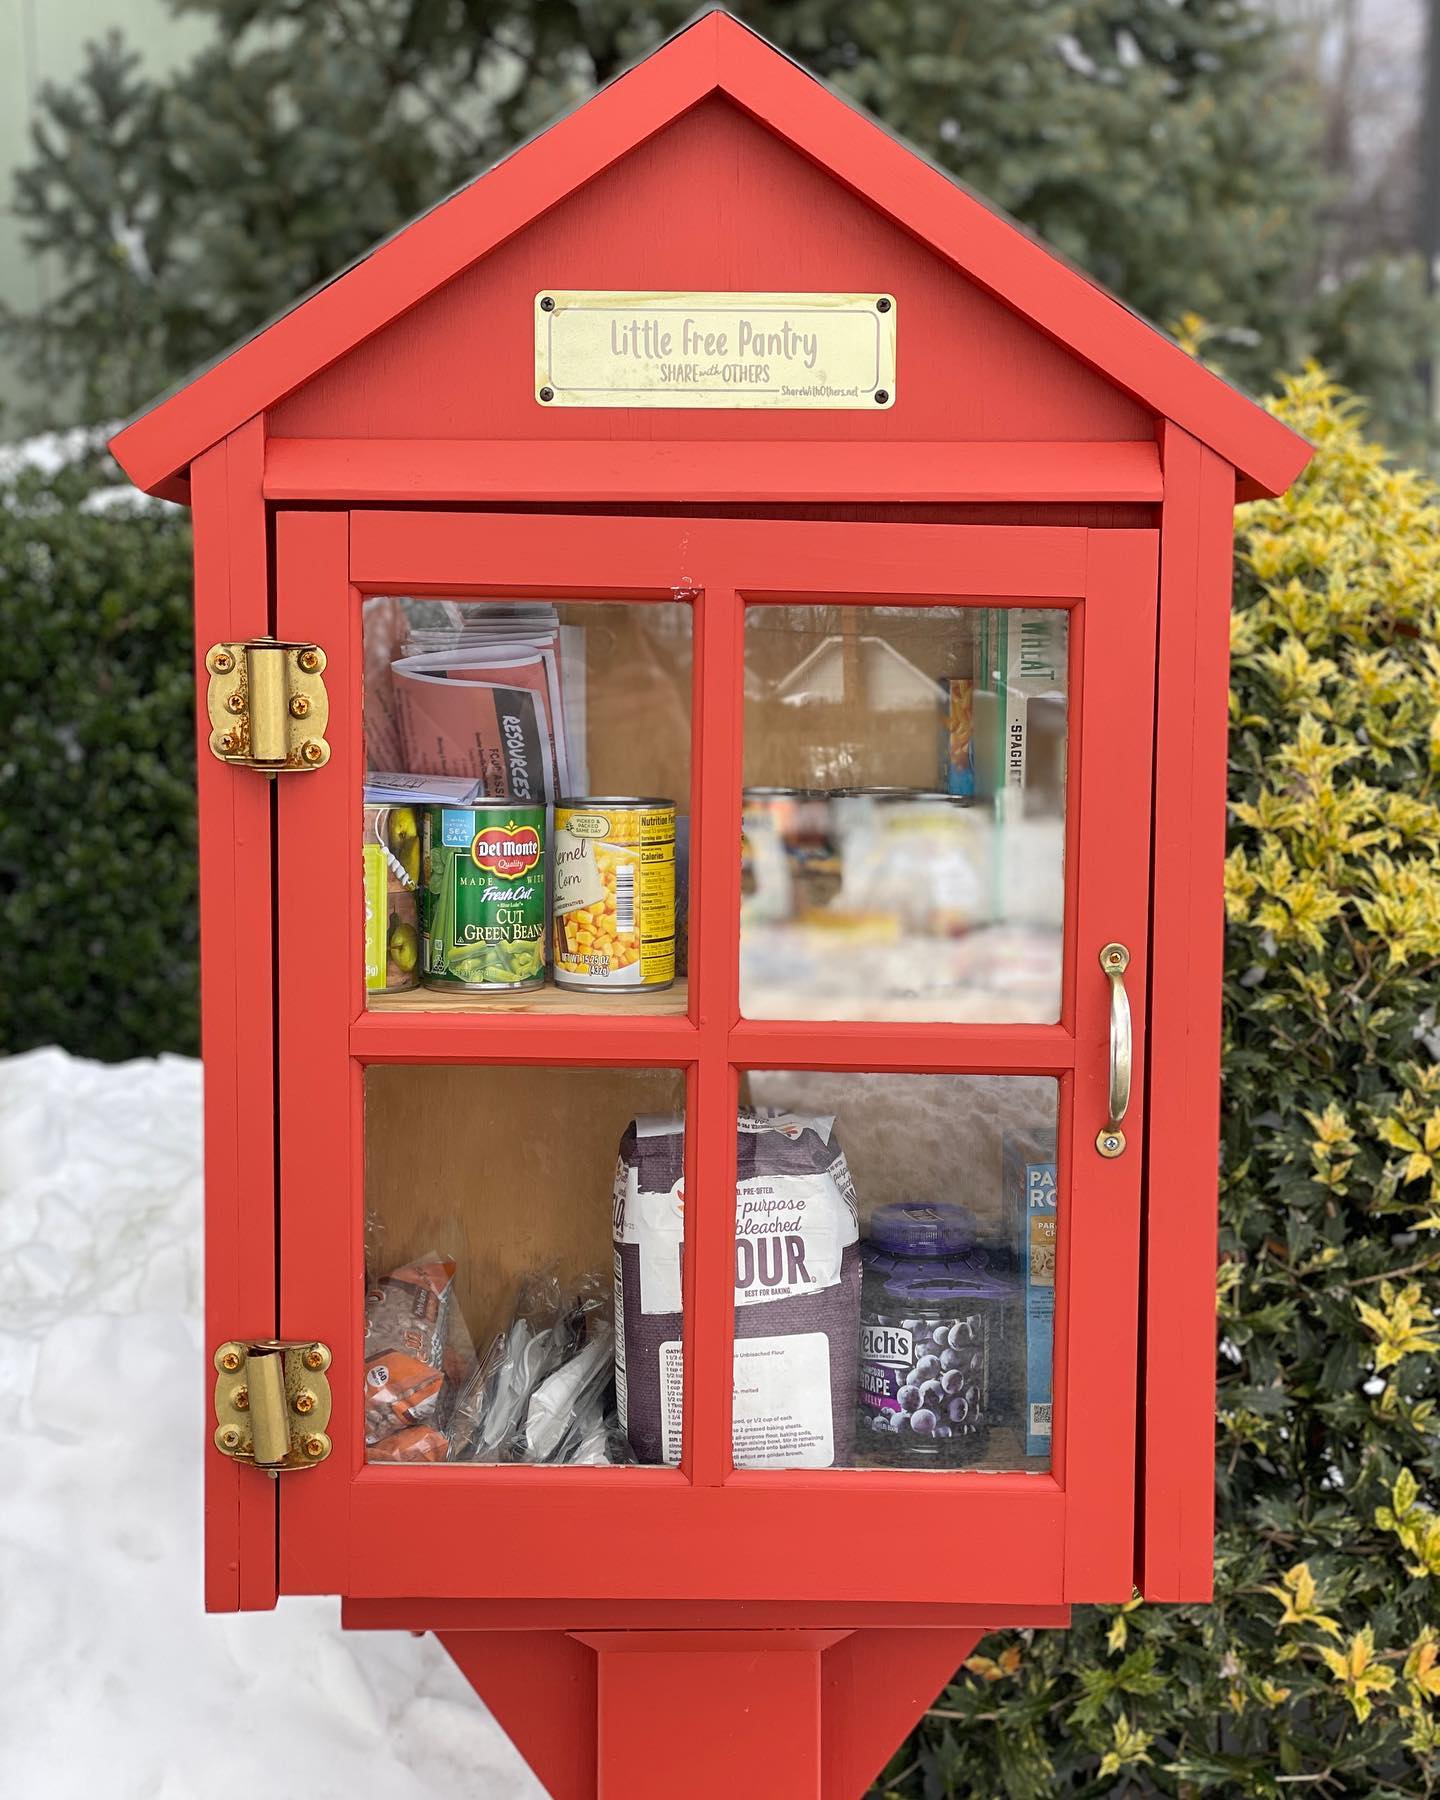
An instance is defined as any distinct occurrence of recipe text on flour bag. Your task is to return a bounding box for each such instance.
[612,1110,861,1468]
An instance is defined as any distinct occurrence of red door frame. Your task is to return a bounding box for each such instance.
[272,511,1157,1611]
[191,418,279,1611]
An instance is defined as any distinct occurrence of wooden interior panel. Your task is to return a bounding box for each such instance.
[271,98,1150,446]
[556,601,691,800]
[365,1063,685,1350]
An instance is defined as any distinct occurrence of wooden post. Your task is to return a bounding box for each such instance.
[440,1626,985,1800]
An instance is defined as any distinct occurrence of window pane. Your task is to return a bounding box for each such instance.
[363,1064,684,1467]
[361,597,691,1013]
[741,604,1066,1021]
[728,1073,1058,1472]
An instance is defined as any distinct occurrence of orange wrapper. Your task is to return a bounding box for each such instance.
[365,1349,446,1437]
[365,1254,456,1369]
[367,1425,450,1464]
[365,1252,459,1452]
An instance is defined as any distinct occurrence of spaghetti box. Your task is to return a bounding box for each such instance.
[1003,1130,1058,1457]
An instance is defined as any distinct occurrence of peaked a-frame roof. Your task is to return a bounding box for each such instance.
[109,8,1310,503]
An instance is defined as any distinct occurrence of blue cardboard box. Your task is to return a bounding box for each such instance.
[1003,1131,1058,1458]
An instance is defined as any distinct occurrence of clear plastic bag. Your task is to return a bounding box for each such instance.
[448,1268,624,1465]
[363,1250,475,1462]
[525,1314,614,1463]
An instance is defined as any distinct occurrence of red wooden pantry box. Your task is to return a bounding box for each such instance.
[109,13,1311,1797]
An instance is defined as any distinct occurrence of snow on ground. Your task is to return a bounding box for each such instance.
[0,1047,545,1800]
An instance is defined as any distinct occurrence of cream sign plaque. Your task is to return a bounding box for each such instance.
[534,291,896,409]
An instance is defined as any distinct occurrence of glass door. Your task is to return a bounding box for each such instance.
[273,511,1156,1608]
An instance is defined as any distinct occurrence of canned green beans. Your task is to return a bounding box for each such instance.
[421,802,547,991]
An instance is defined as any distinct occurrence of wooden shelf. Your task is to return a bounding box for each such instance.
[368,973,689,1018]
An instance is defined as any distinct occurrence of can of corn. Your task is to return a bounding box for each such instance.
[553,798,675,991]
[421,802,547,991]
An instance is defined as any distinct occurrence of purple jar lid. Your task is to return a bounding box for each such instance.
[866,1202,978,1256]
[862,1203,1016,1307]
[862,1246,1014,1308]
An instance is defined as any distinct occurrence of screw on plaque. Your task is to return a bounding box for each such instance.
[540,295,555,312]
[874,390,890,404]
[539,386,555,402]
[876,297,892,312]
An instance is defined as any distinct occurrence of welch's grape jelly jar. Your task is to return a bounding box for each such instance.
[857,1202,1017,1466]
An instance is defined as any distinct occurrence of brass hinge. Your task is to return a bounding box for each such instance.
[212,1340,333,1474]
[205,639,330,774]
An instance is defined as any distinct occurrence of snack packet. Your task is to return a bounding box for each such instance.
[366,1425,450,1463]
[364,1251,472,1457]
[365,1350,446,1439]
[365,1253,455,1368]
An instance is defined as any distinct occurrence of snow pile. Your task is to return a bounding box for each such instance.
[0,1047,543,1800]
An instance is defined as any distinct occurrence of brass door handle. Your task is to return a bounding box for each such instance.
[1096,943,1131,1158]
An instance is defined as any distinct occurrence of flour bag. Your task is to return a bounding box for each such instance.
[613,1110,861,1468]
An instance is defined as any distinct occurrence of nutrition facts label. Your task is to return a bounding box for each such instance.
[658,1340,685,1465]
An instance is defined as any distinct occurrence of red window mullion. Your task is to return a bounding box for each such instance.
[682,583,746,1487]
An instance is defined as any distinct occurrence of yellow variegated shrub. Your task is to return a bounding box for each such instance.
[898,371,1440,1796]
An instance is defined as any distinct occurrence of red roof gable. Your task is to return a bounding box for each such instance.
[108,9,1310,502]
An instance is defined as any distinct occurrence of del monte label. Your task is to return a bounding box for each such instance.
[471,819,542,878]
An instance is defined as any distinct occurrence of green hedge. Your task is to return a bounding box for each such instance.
[0,459,198,1060]
[890,371,1440,1795]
